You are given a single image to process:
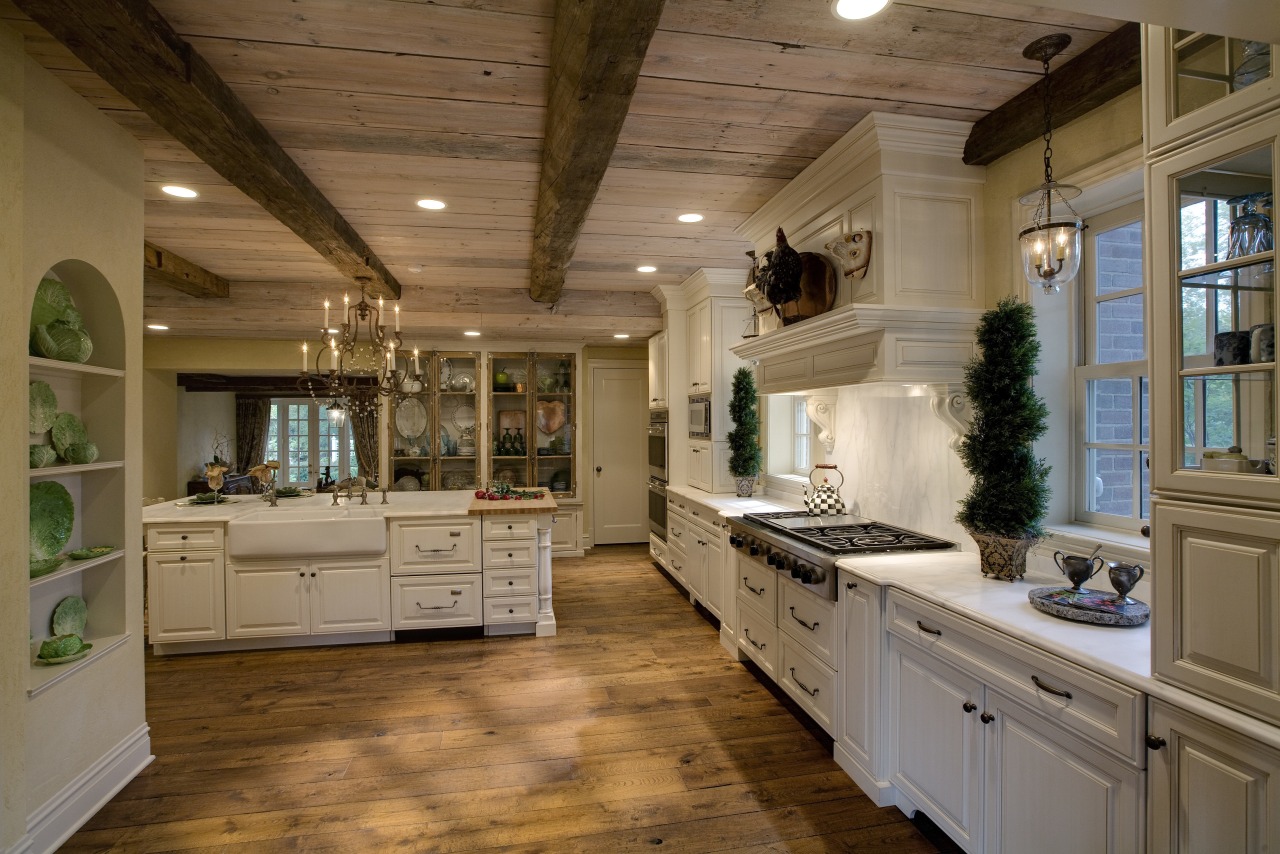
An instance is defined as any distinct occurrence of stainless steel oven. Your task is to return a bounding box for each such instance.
[647,409,668,481]
[647,478,667,540]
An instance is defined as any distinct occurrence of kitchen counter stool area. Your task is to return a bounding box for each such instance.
[143,491,558,655]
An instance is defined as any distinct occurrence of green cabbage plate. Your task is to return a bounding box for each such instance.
[30,481,74,561]
[29,381,57,433]
[32,321,93,364]
[68,546,113,560]
[51,595,87,636]
[29,557,65,579]
[62,442,99,466]
[30,277,80,330]
[29,444,57,469]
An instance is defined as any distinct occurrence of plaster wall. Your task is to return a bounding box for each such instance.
[4,34,147,847]
[176,390,236,497]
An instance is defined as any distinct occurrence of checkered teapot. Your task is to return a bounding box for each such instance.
[804,464,846,516]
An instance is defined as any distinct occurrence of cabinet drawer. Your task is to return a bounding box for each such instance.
[392,575,482,628]
[484,595,539,624]
[649,534,668,568]
[735,555,777,617]
[779,581,837,668]
[484,567,537,596]
[736,595,778,679]
[482,540,536,568]
[391,518,480,575]
[667,511,693,552]
[886,590,1144,762]
[779,634,837,735]
[482,516,537,540]
[146,524,224,552]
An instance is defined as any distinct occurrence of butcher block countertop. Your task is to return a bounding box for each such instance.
[466,493,558,515]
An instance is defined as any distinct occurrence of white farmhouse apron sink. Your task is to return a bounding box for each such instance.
[228,507,387,559]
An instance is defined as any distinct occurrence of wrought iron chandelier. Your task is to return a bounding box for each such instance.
[1018,33,1084,295]
[298,284,419,417]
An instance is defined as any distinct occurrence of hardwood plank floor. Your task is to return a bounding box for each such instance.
[61,545,942,853]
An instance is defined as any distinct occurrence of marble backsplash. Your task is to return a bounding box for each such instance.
[823,383,976,552]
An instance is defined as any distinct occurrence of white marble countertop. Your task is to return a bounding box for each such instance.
[839,552,1280,750]
[143,490,485,524]
[664,485,805,518]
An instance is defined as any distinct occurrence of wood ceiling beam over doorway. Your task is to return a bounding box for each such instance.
[962,22,1141,167]
[530,0,666,304]
[15,0,403,300]
[144,242,229,298]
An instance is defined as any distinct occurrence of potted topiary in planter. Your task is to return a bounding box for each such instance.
[955,296,1051,581]
[727,366,762,497]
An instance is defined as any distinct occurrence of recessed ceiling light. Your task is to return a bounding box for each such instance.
[637,265,657,273]
[614,333,631,339]
[416,199,446,210]
[830,0,891,20]
[677,213,703,223]
[146,323,169,331]
[161,185,198,198]
[464,330,481,337]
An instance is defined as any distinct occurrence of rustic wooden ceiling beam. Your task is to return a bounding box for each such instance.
[144,241,229,298]
[962,22,1140,167]
[15,0,402,299]
[529,0,666,304]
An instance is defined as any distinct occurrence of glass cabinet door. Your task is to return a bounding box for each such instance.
[489,352,533,489]
[1173,141,1276,480]
[434,351,479,491]
[533,354,575,497]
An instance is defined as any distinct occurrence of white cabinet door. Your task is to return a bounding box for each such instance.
[226,560,309,638]
[702,530,724,619]
[686,299,711,394]
[682,529,706,601]
[648,330,668,408]
[310,557,390,634]
[985,690,1142,854]
[147,552,226,643]
[550,507,582,554]
[688,441,712,491]
[1148,698,1280,854]
[839,575,882,778]
[889,636,985,853]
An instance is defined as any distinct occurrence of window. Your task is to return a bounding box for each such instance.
[763,394,818,482]
[793,398,813,475]
[264,398,358,487]
[1076,202,1149,528]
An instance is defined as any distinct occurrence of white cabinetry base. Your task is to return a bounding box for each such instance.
[20,724,152,854]
[151,630,392,657]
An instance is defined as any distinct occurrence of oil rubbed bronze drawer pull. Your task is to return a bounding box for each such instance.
[744,628,766,651]
[916,620,942,637]
[790,607,818,631]
[1031,674,1073,700]
[416,543,458,556]
[416,600,459,611]
[743,579,765,596]
[790,668,819,697]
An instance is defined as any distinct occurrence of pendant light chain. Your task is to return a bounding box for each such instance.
[1040,53,1054,188]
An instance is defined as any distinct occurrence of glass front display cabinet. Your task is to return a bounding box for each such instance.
[488,352,576,497]
[1153,121,1277,499]
[388,351,479,491]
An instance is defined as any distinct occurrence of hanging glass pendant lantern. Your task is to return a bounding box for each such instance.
[1017,34,1084,295]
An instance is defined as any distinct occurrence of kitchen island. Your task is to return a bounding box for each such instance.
[142,490,558,655]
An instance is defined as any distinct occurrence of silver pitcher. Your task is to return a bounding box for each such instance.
[1106,561,1145,604]
[1054,550,1104,592]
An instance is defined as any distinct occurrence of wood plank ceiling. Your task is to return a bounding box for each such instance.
[1,0,1121,347]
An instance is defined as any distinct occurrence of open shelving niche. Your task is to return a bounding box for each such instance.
[26,262,130,698]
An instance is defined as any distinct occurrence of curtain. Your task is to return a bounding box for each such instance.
[349,395,380,483]
[233,396,271,474]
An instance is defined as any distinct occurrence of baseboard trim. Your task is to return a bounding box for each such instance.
[22,724,152,854]
[833,742,896,808]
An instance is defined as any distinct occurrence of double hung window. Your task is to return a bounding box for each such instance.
[264,398,358,487]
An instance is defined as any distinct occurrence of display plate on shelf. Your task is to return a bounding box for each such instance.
[29,557,65,579]
[30,480,73,561]
[34,645,92,666]
[395,397,428,440]
[29,381,57,434]
[68,545,114,560]
[51,595,88,636]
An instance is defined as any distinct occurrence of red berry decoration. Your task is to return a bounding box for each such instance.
[474,490,486,499]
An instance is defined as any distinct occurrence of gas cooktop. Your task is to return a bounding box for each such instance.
[741,511,955,555]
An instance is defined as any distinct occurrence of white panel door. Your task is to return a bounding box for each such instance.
[310,558,390,634]
[591,365,648,544]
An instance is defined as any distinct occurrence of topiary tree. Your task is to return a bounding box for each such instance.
[727,367,762,494]
[955,296,1051,579]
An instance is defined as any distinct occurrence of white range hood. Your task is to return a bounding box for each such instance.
[732,112,987,397]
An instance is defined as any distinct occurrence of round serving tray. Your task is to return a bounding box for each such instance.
[1028,586,1149,627]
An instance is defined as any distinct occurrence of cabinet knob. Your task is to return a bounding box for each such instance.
[310,572,316,578]
[963,701,977,713]
[508,552,514,558]
[299,571,305,577]
[846,581,857,589]
[980,712,995,724]
[506,524,513,530]
[180,535,188,540]
[508,580,514,586]
[178,555,187,561]
[596,466,602,473]
[1146,734,1167,750]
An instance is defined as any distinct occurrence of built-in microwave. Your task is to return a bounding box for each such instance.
[647,409,668,482]
[689,395,711,439]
